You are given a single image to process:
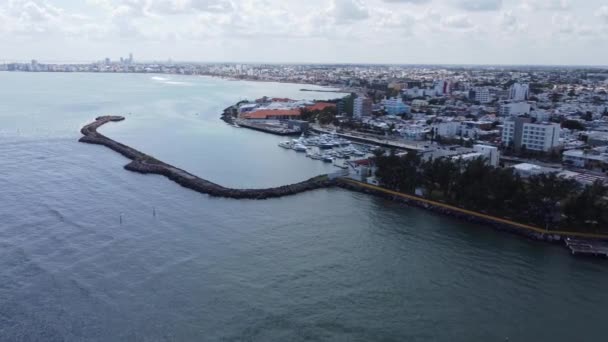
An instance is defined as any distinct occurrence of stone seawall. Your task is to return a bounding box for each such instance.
[79,116,335,200]
[336,178,562,242]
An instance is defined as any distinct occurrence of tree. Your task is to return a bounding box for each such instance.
[524,174,578,228]
[563,181,608,230]
[562,120,586,131]
[550,93,563,103]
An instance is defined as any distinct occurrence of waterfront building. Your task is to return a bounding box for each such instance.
[382,97,410,116]
[354,96,372,118]
[242,109,301,120]
[499,102,531,116]
[502,117,561,152]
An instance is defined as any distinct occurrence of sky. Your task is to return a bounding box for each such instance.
[0,0,607,65]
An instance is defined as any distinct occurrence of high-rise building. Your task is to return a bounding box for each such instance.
[509,83,529,101]
[354,96,372,118]
[502,117,561,152]
[129,53,133,64]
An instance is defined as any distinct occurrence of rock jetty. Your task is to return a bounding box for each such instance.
[79,116,335,199]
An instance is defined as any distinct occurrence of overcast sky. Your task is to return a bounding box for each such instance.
[1,0,607,65]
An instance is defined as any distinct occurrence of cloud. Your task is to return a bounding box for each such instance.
[453,0,502,11]
[441,14,475,29]
[499,11,527,33]
[598,6,608,23]
[328,0,369,24]
[147,0,234,14]
[382,0,431,4]
[520,0,570,11]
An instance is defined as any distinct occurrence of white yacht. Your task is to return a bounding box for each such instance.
[293,144,308,152]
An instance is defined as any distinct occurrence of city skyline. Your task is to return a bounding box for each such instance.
[1,0,608,65]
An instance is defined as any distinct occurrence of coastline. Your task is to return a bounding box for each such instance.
[337,179,608,243]
[0,70,349,92]
[80,116,608,248]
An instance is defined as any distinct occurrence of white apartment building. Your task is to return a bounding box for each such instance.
[502,117,561,152]
[473,87,491,104]
[354,96,372,118]
[499,102,531,116]
[473,144,500,167]
[434,121,461,138]
[509,83,530,101]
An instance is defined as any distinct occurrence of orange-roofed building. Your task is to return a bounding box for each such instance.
[305,102,336,111]
[243,109,301,120]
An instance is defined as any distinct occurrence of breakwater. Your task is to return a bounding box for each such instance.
[79,116,335,199]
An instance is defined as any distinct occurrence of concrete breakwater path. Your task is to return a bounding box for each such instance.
[79,116,335,199]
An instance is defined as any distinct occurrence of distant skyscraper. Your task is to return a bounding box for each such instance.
[129,53,133,64]
[509,83,529,101]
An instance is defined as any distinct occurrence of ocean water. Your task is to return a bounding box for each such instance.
[1,72,607,341]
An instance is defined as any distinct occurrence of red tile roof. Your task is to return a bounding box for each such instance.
[306,102,336,111]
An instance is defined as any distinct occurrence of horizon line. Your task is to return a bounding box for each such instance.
[1,59,608,69]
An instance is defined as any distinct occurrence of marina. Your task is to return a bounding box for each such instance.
[277,132,372,168]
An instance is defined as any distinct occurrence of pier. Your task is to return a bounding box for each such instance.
[79,116,335,199]
[565,238,608,258]
[310,125,427,152]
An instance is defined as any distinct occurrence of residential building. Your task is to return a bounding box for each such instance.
[473,144,500,167]
[472,87,491,104]
[509,83,529,101]
[354,96,372,118]
[382,97,410,116]
[502,117,561,152]
[499,102,531,116]
[434,121,461,138]
[562,148,608,171]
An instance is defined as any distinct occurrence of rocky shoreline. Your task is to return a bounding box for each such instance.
[79,116,335,200]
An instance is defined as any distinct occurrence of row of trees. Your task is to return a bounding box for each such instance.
[299,106,338,125]
[373,151,608,232]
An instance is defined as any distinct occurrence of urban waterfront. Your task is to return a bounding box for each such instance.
[1,72,608,341]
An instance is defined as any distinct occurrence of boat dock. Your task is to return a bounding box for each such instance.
[311,125,427,152]
[565,238,608,258]
[235,119,301,136]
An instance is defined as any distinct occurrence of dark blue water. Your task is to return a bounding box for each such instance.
[1,72,607,341]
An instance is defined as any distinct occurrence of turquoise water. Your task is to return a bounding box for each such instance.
[1,72,607,341]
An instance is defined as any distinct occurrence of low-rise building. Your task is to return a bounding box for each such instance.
[502,117,561,152]
[473,144,500,167]
[382,97,410,116]
[562,149,608,171]
[499,102,531,116]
